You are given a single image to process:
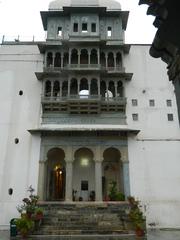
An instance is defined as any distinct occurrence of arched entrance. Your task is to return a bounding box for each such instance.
[73,148,95,201]
[46,148,66,201]
[102,148,123,200]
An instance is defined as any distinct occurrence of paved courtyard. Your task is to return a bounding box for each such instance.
[1,230,180,240]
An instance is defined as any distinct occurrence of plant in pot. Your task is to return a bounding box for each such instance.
[35,207,43,220]
[108,181,125,201]
[15,216,34,239]
[128,196,146,237]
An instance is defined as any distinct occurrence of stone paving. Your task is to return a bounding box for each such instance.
[1,230,180,240]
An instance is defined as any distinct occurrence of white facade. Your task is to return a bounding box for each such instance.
[0,11,180,231]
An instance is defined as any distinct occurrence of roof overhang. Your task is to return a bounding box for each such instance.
[28,124,140,135]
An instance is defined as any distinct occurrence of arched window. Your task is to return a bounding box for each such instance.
[117,81,123,97]
[80,49,88,64]
[63,52,69,67]
[116,52,122,68]
[79,78,89,98]
[47,52,53,67]
[62,81,68,97]
[71,49,78,64]
[53,81,60,97]
[54,53,61,67]
[90,79,98,95]
[106,81,115,99]
[100,81,106,97]
[90,49,98,64]
[100,52,106,67]
[108,52,114,68]
[45,80,51,97]
[70,78,78,95]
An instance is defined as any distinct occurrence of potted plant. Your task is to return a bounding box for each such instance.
[108,181,125,201]
[15,216,34,239]
[35,207,43,220]
[128,196,146,237]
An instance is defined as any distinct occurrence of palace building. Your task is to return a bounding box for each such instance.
[0,0,180,229]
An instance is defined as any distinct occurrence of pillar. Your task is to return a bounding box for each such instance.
[105,53,108,68]
[38,161,46,201]
[95,146,103,201]
[61,54,63,68]
[95,161,103,201]
[68,49,71,65]
[115,82,118,98]
[52,52,55,67]
[68,78,70,96]
[78,50,81,65]
[65,161,73,202]
[121,148,130,198]
[114,52,117,69]
[97,49,100,65]
[51,81,54,99]
[88,50,91,65]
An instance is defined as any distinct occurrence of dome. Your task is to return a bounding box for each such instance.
[49,0,121,10]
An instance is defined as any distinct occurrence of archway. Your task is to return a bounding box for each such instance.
[73,148,95,201]
[102,148,123,200]
[46,148,66,201]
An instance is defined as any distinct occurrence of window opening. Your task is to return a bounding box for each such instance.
[132,114,138,121]
[82,23,88,33]
[132,99,138,106]
[167,99,172,107]
[57,27,62,37]
[91,23,96,32]
[149,99,155,107]
[167,114,174,121]
[73,23,78,32]
[107,26,112,37]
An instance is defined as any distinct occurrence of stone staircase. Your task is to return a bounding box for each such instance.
[12,202,146,239]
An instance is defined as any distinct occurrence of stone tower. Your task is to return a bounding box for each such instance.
[35,0,134,202]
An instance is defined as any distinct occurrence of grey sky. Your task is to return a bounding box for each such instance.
[0,0,156,43]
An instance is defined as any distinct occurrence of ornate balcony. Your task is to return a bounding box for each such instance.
[41,95,126,114]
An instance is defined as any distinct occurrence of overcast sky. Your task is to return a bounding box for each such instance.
[0,0,156,43]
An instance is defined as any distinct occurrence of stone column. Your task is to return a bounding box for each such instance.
[95,146,103,201]
[88,79,91,95]
[121,148,130,198]
[68,49,71,65]
[51,81,54,99]
[95,161,103,201]
[38,161,46,201]
[61,54,64,68]
[97,49,100,65]
[98,77,101,96]
[60,81,62,98]
[78,50,81,65]
[65,161,73,202]
[105,53,108,69]
[88,50,91,65]
[115,82,118,98]
[68,78,71,97]
[52,52,55,67]
[78,79,80,94]
[114,52,117,70]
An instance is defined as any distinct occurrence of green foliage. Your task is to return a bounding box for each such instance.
[17,186,39,215]
[108,181,125,201]
[128,196,146,230]
[15,186,43,237]
[15,216,34,235]
[35,207,43,215]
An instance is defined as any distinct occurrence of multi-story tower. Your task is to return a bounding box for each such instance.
[34,0,134,202]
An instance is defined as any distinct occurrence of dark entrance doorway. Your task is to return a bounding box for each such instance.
[46,148,66,201]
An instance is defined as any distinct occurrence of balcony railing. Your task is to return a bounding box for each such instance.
[43,65,125,72]
[42,95,126,103]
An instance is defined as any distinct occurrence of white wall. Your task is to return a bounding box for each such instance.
[0,45,43,228]
[125,45,180,228]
